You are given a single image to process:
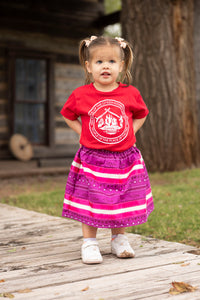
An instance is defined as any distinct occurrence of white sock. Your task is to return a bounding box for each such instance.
[83,238,97,243]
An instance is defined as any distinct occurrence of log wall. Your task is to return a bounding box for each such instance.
[0,30,85,158]
[0,49,9,157]
[54,63,84,146]
[0,0,103,159]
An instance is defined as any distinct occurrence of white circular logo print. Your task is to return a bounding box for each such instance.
[88,99,129,144]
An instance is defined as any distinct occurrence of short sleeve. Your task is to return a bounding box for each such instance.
[132,92,149,119]
[60,92,79,120]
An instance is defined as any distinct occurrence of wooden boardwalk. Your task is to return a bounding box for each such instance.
[0,203,199,300]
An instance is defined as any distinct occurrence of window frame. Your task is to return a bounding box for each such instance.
[8,48,55,147]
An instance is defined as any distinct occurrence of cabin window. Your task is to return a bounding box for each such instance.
[9,50,54,147]
[14,58,47,144]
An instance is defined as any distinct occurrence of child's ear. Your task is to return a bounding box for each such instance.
[85,61,91,73]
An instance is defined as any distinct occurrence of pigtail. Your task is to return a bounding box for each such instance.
[121,41,133,86]
[79,39,92,84]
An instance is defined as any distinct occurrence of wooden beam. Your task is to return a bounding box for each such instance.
[0,1,104,38]
[93,11,120,27]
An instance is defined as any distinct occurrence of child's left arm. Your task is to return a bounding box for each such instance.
[133,117,147,134]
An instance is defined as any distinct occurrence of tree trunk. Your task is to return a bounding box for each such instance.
[121,0,200,171]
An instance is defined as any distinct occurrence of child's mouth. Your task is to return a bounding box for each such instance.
[101,72,110,77]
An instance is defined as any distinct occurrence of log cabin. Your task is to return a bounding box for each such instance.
[0,0,118,162]
[1,0,199,167]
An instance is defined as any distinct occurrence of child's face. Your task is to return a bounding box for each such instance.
[85,45,124,91]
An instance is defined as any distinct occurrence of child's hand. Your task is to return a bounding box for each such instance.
[133,117,147,134]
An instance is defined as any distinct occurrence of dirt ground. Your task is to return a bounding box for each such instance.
[0,175,67,199]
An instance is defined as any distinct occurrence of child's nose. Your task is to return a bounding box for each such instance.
[103,62,109,68]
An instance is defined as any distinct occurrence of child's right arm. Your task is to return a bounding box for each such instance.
[62,116,82,137]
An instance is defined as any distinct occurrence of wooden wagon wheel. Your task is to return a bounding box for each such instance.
[9,134,33,161]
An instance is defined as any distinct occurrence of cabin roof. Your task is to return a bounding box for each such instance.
[0,0,105,39]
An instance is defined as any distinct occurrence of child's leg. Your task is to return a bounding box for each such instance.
[81,223,102,264]
[111,227,135,258]
[82,223,98,238]
[111,227,125,236]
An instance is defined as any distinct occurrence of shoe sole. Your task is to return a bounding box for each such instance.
[112,249,135,258]
[82,259,103,264]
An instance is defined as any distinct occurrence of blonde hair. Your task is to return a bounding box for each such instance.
[79,36,133,85]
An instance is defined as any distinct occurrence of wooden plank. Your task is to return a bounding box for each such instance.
[55,128,79,145]
[1,243,200,298]
[93,11,120,27]
[0,251,198,285]
[0,82,7,91]
[0,203,200,300]
[1,264,200,300]
[55,77,84,91]
[55,63,84,79]
[33,144,79,158]
[0,126,8,133]
[37,158,73,168]
[1,249,199,284]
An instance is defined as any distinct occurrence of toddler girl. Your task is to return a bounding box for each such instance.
[61,36,154,264]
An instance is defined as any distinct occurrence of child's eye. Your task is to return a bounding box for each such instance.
[110,60,115,63]
[96,60,102,64]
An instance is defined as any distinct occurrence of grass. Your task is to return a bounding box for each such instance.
[129,168,200,247]
[1,169,200,247]
[2,190,65,217]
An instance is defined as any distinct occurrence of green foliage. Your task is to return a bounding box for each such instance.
[104,0,121,14]
[104,0,122,37]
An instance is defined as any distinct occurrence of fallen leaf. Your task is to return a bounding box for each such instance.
[0,279,5,283]
[181,263,190,267]
[174,281,197,292]
[169,281,198,295]
[169,288,180,295]
[0,293,15,298]
[18,289,32,293]
[173,281,188,292]
[81,286,89,291]
[188,249,200,255]
[21,247,26,250]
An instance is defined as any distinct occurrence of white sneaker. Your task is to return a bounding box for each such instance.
[81,240,103,264]
[111,234,135,258]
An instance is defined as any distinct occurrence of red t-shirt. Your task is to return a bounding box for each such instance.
[60,83,149,151]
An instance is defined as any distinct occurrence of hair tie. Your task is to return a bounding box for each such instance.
[115,37,127,49]
[84,35,97,47]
